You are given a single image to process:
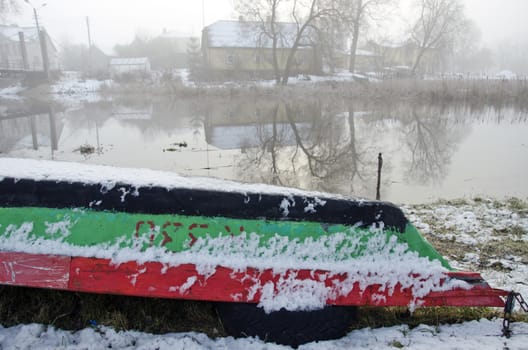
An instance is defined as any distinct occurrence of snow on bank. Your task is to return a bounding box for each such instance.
[0,84,24,100]
[0,319,526,350]
[404,201,528,246]
[403,199,528,304]
[51,72,107,108]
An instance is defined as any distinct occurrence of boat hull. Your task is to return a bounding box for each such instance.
[0,159,507,309]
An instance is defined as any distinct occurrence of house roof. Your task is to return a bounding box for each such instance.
[110,57,149,66]
[0,24,39,42]
[0,24,58,52]
[204,20,315,49]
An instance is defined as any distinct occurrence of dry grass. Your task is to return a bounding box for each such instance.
[2,285,520,337]
[354,306,503,331]
[99,78,528,111]
[0,286,223,337]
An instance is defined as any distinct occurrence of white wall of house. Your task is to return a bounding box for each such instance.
[109,57,151,76]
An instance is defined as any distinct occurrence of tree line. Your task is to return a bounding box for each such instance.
[234,0,477,84]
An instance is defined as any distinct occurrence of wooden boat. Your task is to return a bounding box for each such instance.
[0,158,508,346]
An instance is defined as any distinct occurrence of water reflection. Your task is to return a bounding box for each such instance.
[1,96,527,203]
[399,106,466,185]
[0,101,62,156]
[233,100,380,198]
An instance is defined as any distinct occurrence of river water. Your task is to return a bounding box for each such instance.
[1,96,527,204]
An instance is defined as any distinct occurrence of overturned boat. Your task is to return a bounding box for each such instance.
[0,158,509,346]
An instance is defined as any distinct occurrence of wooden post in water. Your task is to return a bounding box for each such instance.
[376,153,383,200]
[29,116,38,150]
[48,106,57,152]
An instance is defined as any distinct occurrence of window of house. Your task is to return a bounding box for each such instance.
[295,56,304,67]
[225,54,235,65]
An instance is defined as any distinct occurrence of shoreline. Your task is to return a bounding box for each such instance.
[2,73,528,111]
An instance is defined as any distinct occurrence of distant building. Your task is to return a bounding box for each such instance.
[0,24,59,71]
[109,57,151,78]
[334,48,380,72]
[364,39,441,74]
[201,20,321,77]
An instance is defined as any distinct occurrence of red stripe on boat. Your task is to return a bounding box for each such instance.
[0,252,70,289]
[0,252,507,307]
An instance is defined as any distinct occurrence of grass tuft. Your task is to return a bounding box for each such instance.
[506,197,528,211]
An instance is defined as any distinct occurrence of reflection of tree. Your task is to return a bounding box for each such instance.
[237,103,291,186]
[236,99,377,197]
[400,105,466,185]
[284,102,369,194]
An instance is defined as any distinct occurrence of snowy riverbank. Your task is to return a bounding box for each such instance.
[403,198,528,300]
[0,318,526,349]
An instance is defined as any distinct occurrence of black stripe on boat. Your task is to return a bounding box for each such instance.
[0,178,408,232]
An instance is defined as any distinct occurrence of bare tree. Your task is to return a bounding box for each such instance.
[410,0,467,74]
[0,0,19,21]
[338,0,394,72]
[235,0,335,85]
[235,0,283,83]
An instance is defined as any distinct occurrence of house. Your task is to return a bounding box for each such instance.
[354,49,381,72]
[201,20,321,77]
[334,48,381,72]
[109,57,151,78]
[0,24,59,71]
[364,39,441,74]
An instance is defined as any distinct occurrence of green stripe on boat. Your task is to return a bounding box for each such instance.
[0,207,451,269]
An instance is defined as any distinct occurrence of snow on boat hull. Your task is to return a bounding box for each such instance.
[0,158,506,309]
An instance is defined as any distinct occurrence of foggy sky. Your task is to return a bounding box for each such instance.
[10,0,528,52]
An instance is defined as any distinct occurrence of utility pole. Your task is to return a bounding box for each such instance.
[25,0,49,77]
[32,7,40,32]
[86,16,93,73]
[202,0,205,28]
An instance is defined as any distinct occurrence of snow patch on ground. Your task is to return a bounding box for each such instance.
[403,198,528,303]
[404,200,528,246]
[175,68,376,89]
[51,72,108,108]
[0,318,526,350]
[0,84,24,100]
